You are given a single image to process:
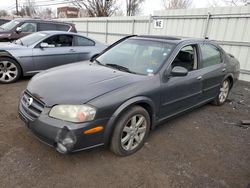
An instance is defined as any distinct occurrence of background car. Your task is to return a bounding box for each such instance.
[0,18,10,26]
[18,35,240,156]
[0,31,107,83]
[0,18,77,42]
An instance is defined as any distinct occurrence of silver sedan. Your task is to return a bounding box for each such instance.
[0,31,107,83]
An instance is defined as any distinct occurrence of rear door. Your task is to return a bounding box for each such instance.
[32,34,78,71]
[159,44,203,120]
[198,43,227,101]
[73,35,99,61]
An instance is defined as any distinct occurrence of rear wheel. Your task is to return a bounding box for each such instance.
[0,58,21,84]
[213,79,230,106]
[110,106,150,156]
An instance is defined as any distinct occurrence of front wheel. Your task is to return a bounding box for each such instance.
[110,106,150,156]
[213,79,230,106]
[0,58,21,84]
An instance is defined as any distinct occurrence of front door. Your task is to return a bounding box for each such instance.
[32,34,78,71]
[159,45,203,120]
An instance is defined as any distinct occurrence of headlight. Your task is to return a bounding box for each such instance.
[49,105,96,123]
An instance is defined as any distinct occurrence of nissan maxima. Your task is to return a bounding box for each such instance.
[18,35,240,156]
[0,31,107,83]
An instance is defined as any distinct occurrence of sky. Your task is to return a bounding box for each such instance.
[0,0,230,16]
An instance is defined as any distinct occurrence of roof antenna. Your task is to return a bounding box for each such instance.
[205,37,209,39]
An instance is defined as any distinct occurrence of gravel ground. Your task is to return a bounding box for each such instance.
[0,79,249,188]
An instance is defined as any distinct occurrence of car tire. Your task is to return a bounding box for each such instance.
[212,79,231,106]
[0,57,21,84]
[110,106,150,156]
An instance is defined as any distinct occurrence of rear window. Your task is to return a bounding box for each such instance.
[38,23,57,31]
[56,24,70,31]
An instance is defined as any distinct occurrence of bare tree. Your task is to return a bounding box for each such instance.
[162,0,192,9]
[126,0,145,16]
[222,0,250,5]
[0,10,8,17]
[65,0,119,17]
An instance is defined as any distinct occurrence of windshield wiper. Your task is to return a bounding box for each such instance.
[105,63,135,74]
[18,39,24,46]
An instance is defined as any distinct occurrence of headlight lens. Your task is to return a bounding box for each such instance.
[49,105,96,123]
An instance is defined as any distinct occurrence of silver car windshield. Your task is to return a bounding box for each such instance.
[97,39,175,75]
[0,20,20,31]
[15,32,48,46]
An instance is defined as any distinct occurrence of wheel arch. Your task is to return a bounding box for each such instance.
[0,51,23,76]
[103,96,156,146]
[224,73,234,89]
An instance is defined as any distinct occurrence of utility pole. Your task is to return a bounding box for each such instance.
[16,0,19,15]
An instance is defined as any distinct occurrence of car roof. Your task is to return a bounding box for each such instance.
[13,18,74,26]
[134,35,206,44]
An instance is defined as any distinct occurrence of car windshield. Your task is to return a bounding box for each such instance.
[97,39,175,75]
[0,20,20,31]
[15,32,48,46]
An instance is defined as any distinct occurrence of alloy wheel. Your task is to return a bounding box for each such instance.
[121,114,147,151]
[219,80,230,103]
[0,60,18,83]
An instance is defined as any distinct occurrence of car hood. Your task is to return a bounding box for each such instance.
[27,62,146,106]
[0,42,27,50]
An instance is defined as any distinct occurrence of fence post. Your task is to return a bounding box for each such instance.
[203,12,211,38]
[148,14,152,35]
[105,20,108,43]
[86,20,89,37]
[132,19,135,34]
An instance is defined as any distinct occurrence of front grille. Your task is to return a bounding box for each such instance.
[19,91,45,121]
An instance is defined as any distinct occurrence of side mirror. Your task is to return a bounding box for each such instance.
[90,53,100,62]
[40,42,49,48]
[16,27,22,33]
[171,66,188,77]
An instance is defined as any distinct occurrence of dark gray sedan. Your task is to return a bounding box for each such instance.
[0,31,107,83]
[19,35,240,156]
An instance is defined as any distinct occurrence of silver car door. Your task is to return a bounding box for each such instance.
[32,34,78,71]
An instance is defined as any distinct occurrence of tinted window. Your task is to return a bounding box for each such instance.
[42,35,73,47]
[38,23,57,31]
[75,36,95,46]
[20,22,37,32]
[97,39,174,75]
[57,24,70,31]
[200,44,222,68]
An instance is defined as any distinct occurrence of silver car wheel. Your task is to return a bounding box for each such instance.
[121,114,147,151]
[0,61,18,82]
[219,80,229,103]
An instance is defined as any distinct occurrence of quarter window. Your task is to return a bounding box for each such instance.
[74,36,95,46]
[20,23,37,32]
[200,44,222,68]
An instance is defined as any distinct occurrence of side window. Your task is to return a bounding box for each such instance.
[200,43,222,68]
[74,36,95,46]
[172,45,198,71]
[42,35,73,47]
[38,23,57,31]
[20,22,37,33]
[57,24,70,31]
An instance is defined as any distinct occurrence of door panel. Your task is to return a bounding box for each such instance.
[32,47,78,71]
[200,63,226,101]
[159,70,203,120]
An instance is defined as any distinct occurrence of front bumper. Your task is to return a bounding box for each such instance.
[19,104,109,153]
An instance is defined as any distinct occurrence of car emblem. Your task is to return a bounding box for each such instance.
[26,97,33,107]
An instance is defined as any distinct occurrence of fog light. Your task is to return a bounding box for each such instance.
[56,142,68,154]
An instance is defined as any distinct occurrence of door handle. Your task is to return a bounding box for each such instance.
[222,68,226,72]
[69,49,76,52]
[196,76,202,80]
